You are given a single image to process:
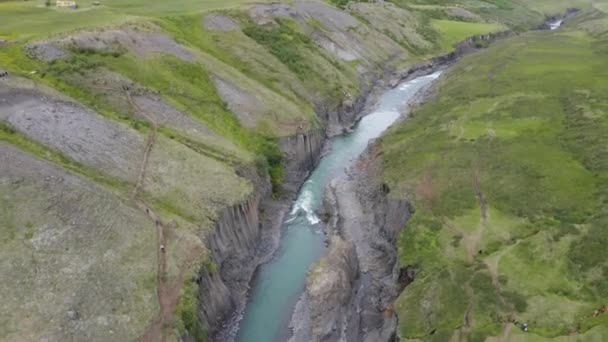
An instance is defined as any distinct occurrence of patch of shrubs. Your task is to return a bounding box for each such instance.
[243,19,314,80]
[254,136,284,196]
[47,54,102,76]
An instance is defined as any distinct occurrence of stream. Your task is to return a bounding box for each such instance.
[549,18,564,30]
[235,71,442,342]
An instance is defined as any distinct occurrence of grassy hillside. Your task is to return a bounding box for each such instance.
[380,9,608,341]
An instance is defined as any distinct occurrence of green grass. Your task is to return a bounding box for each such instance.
[431,19,506,51]
[518,0,594,15]
[0,0,129,39]
[242,19,317,80]
[388,0,597,32]
[174,279,207,341]
[240,17,359,108]
[384,27,608,340]
[0,0,267,39]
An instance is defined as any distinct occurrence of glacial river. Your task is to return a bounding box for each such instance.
[235,71,442,342]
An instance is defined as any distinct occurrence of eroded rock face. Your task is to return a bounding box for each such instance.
[291,147,412,342]
[212,76,266,129]
[198,196,265,335]
[249,0,404,67]
[306,236,359,342]
[249,3,297,24]
[26,27,195,62]
[23,41,70,62]
[446,7,482,21]
[204,14,241,31]
[279,129,325,194]
[348,2,432,53]
[0,83,144,182]
[294,1,360,33]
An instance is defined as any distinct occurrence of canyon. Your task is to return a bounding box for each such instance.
[2,0,608,341]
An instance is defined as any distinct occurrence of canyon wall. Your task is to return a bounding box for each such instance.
[289,147,413,342]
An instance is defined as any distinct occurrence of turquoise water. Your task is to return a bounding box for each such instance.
[235,71,442,342]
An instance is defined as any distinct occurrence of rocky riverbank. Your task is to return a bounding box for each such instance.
[287,106,418,342]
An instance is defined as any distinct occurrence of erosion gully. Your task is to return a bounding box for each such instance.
[235,71,442,342]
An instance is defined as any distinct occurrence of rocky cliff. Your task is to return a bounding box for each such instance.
[280,129,325,194]
[289,146,413,342]
[198,195,267,338]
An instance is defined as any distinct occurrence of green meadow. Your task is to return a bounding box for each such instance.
[0,0,267,39]
[381,10,608,340]
[431,19,506,51]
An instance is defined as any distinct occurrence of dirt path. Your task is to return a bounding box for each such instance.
[457,279,475,342]
[497,322,513,342]
[472,166,488,223]
[124,90,174,342]
[448,166,522,341]
[138,199,201,342]
[485,241,520,309]
[123,89,181,342]
[453,166,495,341]
[132,128,156,198]
[136,200,169,342]
[460,165,488,262]
[126,91,159,199]
[82,84,186,341]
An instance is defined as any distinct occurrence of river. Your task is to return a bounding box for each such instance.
[235,71,442,342]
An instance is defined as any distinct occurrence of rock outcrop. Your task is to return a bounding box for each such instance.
[197,195,267,337]
[280,129,325,193]
[289,236,360,342]
[290,146,413,342]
